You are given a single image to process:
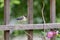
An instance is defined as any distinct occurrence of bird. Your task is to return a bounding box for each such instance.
[9,16,27,38]
[16,16,28,24]
[9,16,27,25]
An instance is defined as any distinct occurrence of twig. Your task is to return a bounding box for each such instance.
[24,31,33,39]
[41,0,46,40]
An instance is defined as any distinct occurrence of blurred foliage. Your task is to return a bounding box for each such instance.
[0,0,60,24]
[0,0,60,39]
[57,34,60,38]
[0,0,21,24]
[12,30,25,37]
[0,0,20,8]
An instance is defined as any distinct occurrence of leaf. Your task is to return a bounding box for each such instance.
[0,3,4,8]
[41,32,46,36]
[34,1,39,6]
[57,34,60,38]
[12,1,20,4]
[35,17,43,23]
[56,18,60,23]
[0,0,4,2]
[44,0,48,4]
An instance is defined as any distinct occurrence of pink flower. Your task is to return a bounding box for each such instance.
[47,31,53,38]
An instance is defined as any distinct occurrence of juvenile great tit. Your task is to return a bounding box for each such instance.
[16,16,28,24]
[9,16,27,35]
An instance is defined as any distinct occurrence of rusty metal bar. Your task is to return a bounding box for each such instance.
[4,0,10,40]
[0,23,60,30]
[50,0,56,23]
[27,0,33,40]
[50,0,56,40]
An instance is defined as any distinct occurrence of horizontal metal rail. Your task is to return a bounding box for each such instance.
[0,23,60,30]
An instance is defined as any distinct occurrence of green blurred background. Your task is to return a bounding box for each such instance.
[0,0,60,40]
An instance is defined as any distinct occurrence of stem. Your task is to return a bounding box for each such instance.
[41,0,46,40]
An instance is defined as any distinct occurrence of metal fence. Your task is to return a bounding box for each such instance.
[0,0,58,40]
